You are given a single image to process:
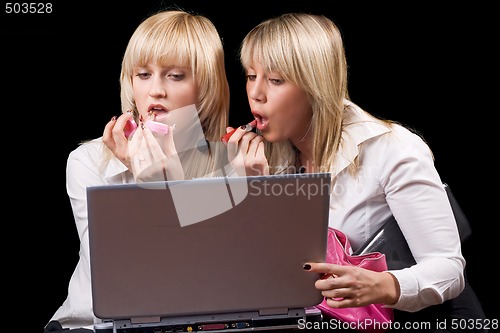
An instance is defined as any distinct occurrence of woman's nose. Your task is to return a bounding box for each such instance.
[149,79,167,98]
[247,79,266,103]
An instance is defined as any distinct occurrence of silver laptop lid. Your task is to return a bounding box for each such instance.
[88,173,330,321]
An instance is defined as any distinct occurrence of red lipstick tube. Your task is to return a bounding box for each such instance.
[221,120,257,144]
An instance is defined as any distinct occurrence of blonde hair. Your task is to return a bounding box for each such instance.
[240,13,374,175]
[121,10,229,143]
[100,9,230,179]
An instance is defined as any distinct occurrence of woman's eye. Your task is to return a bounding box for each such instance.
[246,74,256,81]
[269,78,284,85]
[136,73,151,79]
[168,73,185,81]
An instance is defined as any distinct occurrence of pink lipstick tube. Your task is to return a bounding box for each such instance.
[145,120,170,135]
[124,119,138,138]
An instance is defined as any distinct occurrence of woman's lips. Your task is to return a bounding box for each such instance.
[254,114,268,131]
[152,110,169,122]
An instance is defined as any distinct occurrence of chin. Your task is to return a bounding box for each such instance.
[262,133,284,144]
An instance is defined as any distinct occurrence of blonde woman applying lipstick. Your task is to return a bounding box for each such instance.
[228,13,486,332]
[45,9,229,332]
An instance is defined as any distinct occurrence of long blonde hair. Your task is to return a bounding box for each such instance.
[240,13,354,174]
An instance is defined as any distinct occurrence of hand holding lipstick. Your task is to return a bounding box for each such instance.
[103,110,183,182]
[124,112,173,139]
[221,120,257,144]
[221,119,269,176]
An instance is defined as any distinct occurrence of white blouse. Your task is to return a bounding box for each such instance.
[49,139,133,330]
[49,102,465,330]
[329,102,465,312]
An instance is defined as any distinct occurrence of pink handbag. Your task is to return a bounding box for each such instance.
[315,228,394,332]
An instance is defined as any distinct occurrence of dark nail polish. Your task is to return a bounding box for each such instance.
[111,116,117,122]
[303,264,311,270]
[240,125,247,130]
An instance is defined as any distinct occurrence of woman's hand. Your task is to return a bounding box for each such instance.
[103,112,184,181]
[224,125,269,177]
[304,262,400,308]
[129,122,184,182]
[103,112,135,170]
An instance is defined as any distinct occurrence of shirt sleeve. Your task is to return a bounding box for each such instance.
[66,142,104,244]
[377,125,466,312]
[51,141,108,328]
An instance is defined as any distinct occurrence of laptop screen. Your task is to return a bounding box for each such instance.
[88,173,330,321]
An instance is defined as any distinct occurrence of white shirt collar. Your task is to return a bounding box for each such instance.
[332,101,391,176]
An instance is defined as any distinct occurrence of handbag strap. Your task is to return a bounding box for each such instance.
[443,183,472,242]
[352,183,471,270]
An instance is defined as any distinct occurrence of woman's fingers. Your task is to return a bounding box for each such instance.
[102,116,118,152]
[112,113,134,154]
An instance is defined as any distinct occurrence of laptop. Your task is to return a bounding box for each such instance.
[87,172,331,332]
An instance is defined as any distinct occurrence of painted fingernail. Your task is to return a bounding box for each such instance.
[111,116,117,122]
[221,120,257,144]
[303,264,311,270]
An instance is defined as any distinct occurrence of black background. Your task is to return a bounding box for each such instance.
[1,1,496,331]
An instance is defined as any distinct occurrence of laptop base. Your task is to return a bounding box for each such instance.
[94,307,322,332]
